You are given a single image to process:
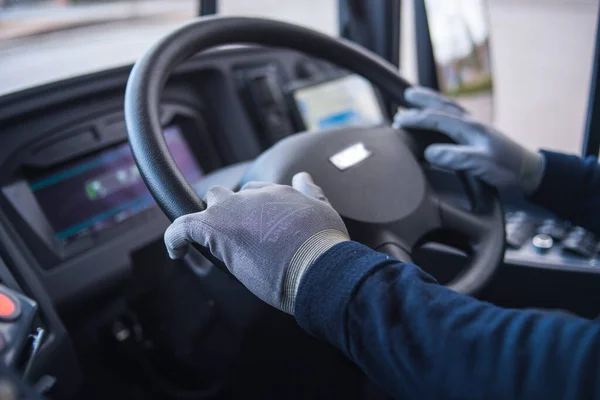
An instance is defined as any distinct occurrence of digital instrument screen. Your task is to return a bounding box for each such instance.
[29,126,203,244]
[293,75,385,131]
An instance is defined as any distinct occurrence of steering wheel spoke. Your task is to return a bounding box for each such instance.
[387,192,442,249]
[344,189,441,260]
[437,199,489,240]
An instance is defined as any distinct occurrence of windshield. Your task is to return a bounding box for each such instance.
[0,0,337,96]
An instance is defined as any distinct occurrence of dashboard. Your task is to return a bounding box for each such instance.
[0,45,599,397]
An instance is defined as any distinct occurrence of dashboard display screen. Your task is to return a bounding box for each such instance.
[29,126,203,244]
[293,75,385,131]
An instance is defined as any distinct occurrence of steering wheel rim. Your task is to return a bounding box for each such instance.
[124,16,505,295]
[125,16,412,220]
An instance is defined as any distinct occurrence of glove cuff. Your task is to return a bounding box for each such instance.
[281,229,349,315]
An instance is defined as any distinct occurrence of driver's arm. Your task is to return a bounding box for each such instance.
[394,87,600,236]
[164,174,600,400]
[297,240,600,400]
[528,151,600,234]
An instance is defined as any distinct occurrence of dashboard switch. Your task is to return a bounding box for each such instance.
[562,227,598,258]
[537,219,568,241]
[0,292,19,322]
[532,234,554,253]
[505,212,536,249]
[0,286,38,367]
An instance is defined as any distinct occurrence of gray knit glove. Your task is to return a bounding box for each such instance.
[164,172,349,314]
[395,87,545,194]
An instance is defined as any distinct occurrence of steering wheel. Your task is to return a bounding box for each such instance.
[124,16,505,295]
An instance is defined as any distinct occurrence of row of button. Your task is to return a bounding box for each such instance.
[505,212,599,258]
[563,227,599,258]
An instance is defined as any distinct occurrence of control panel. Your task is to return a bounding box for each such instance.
[505,211,600,272]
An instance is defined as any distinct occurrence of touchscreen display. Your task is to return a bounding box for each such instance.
[29,126,203,244]
[293,75,385,131]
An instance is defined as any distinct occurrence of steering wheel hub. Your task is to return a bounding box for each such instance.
[243,126,427,224]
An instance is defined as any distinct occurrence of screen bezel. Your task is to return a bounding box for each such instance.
[23,124,203,250]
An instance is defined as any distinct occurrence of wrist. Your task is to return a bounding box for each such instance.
[520,150,546,195]
[281,229,349,314]
[294,241,391,343]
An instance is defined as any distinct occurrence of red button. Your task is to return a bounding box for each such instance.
[0,293,19,321]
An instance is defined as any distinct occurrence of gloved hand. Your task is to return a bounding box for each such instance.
[394,87,545,194]
[164,172,349,315]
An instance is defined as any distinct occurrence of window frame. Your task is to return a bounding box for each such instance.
[583,5,600,158]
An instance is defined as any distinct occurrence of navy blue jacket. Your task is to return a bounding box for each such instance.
[295,151,600,399]
[529,151,600,231]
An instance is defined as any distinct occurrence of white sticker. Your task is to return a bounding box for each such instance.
[329,143,372,171]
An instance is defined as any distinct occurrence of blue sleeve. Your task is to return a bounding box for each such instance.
[529,151,600,235]
[295,241,600,400]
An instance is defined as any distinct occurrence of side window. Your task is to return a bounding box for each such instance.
[424,0,494,124]
[402,0,599,154]
[218,0,339,36]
